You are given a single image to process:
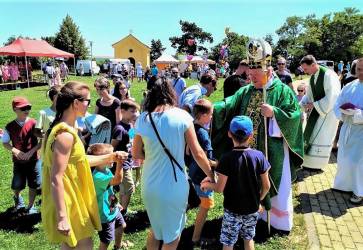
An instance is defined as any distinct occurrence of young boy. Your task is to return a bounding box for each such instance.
[201,116,271,250]
[88,143,127,250]
[2,97,41,213]
[188,99,217,246]
[111,99,139,216]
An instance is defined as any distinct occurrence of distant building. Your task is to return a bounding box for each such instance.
[112,34,150,67]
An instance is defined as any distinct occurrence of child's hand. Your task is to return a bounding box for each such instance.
[116,203,124,211]
[22,150,35,161]
[200,182,210,192]
[57,217,71,236]
[12,148,26,161]
[201,176,211,184]
[110,151,128,164]
[258,204,264,213]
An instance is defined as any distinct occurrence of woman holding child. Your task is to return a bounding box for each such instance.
[132,78,215,249]
[41,81,127,249]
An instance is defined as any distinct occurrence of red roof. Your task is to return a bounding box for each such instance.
[0,38,74,58]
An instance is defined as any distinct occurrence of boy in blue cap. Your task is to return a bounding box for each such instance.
[201,115,271,250]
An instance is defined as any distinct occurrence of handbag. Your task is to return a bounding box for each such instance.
[148,113,200,209]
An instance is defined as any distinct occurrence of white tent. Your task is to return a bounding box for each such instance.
[181,55,216,64]
[154,54,179,64]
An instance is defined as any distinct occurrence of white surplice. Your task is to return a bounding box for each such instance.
[301,68,340,169]
[260,118,293,231]
[333,80,363,196]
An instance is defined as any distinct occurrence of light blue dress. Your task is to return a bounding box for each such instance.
[135,107,193,243]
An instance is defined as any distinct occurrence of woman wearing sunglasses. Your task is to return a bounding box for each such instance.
[41,81,128,249]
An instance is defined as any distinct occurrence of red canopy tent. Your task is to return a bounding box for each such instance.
[0,38,75,87]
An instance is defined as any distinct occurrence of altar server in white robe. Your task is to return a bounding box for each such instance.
[333,58,363,204]
[300,55,340,169]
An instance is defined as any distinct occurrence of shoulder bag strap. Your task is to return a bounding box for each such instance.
[148,112,183,182]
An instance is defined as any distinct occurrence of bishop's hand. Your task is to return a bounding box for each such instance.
[261,103,274,117]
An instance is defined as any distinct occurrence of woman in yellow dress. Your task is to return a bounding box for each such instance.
[41,81,127,249]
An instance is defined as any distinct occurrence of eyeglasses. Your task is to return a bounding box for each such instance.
[297,89,304,92]
[277,63,285,65]
[19,106,31,112]
[78,98,91,106]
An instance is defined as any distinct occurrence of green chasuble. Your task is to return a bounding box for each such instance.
[212,77,304,197]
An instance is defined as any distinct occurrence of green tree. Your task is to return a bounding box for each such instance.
[54,14,88,59]
[275,8,363,71]
[41,36,56,46]
[169,20,213,54]
[210,32,248,70]
[150,39,166,62]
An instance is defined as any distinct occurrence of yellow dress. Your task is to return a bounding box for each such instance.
[41,122,101,247]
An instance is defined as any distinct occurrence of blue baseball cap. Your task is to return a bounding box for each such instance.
[229,116,253,137]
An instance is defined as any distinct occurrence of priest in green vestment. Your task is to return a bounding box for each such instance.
[212,63,304,231]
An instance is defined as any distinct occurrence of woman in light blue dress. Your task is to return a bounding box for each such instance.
[132,78,215,249]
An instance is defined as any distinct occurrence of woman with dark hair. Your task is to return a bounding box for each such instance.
[113,80,135,102]
[41,81,127,249]
[94,77,122,130]
[132,78,215,249]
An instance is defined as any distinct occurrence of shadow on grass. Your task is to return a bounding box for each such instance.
[124,210,150,234]
[0,207,41,233]
[177,217,289,250]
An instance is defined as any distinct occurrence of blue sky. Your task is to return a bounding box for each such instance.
[0,0,362,57]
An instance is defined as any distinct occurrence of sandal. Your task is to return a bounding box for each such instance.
[350,194,363,204]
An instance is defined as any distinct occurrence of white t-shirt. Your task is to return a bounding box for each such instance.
[36,107,56,133]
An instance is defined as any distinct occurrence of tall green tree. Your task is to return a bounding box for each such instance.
[54,15,88,59]
[169,20,213,54]
[150,39,166,62]
[41,36,56,46]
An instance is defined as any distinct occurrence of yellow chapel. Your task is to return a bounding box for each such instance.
[112,34,151,67]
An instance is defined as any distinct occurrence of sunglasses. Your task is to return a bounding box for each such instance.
[277,63,285,65]
[78,98,91,106]
[19,106,31,112]
[297,89,304,92]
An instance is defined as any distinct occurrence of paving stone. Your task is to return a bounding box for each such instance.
[350,208,362,217]
[346,221,360,232]
[328,230,341,242]
[320,202,330,211]
[317,225,329,235]
[326,221,338,230]
[351,231,363,243]
[312,205,322,213]
[341,236,356,249]
[337,225,351,236]
[319,234,332,247]
[331,241,345,250]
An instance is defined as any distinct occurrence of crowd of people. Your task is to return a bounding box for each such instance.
[1,49,362,250]
[0,61,33,83]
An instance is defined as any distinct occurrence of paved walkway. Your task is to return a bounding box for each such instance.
[297,154,363,249]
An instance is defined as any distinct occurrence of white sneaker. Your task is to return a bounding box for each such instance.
[350,194,363,204]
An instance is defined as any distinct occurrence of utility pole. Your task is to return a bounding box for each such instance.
[89,41,93,76]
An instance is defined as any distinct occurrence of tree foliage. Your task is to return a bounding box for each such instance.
[210,32,248,70]
[150,39,166,62]
[275,8,363,70]
[54,15,88,59]
[169,20,213,55]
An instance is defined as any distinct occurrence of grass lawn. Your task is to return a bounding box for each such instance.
[0,75,307,249]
